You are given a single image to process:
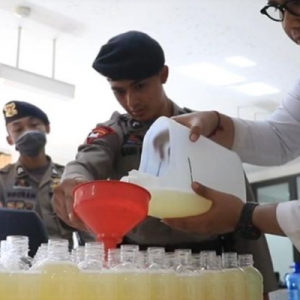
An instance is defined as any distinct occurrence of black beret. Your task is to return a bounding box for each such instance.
[92,31,165,81]
[3,101,50,125]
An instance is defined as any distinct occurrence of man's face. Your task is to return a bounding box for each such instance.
[6,116,49,145]
[108,66,169,122]
[270,0,300,44]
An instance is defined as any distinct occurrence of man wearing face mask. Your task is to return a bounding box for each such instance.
[0,101,74,243]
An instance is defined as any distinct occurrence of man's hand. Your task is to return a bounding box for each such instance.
[172,111,219,142]
[53,178,89,232]
[163,182,245,235]
[172,111,234,150]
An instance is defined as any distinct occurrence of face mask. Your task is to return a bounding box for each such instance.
[15,130,47,157]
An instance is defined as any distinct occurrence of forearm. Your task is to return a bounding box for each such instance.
[210,113,235,150]
[252,204,285,236]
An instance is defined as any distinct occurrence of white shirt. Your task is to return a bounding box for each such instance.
[231,76,300,250]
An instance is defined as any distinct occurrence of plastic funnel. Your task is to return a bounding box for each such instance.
[73,180,151,251]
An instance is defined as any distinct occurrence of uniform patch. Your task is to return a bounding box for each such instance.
[6,200,35,210]
[130,120,143,130]
[127,134,143,145]
[17,166,25,176]
[4,103,18,117]
[13,179,31,189]
[85,126,115,144]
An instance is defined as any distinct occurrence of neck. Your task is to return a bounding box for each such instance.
[158,93,173,118]
[19,151,48,170]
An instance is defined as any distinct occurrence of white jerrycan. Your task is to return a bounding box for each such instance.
[121,116,246,219]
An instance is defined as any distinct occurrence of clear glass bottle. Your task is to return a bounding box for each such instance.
[4,236,38,300]
[239,254,263,300]
[74,246,85,265]
[199,250,217,270]
[175,249,199,300]
[32,243,48,268]
[108,248,121,269]
[175,249,194,274]
[79,242,116,300]
[147,247,175,300]
[5,235,32,270]
[202,253,226,300]
[222,253,247,300]
[78,242,104,271]
[37,239,80,300]
[114,245,149,300]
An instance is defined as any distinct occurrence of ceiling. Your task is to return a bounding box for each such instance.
[0,0,299,181]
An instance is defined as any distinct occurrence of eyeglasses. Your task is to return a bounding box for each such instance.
[261,0,300,22]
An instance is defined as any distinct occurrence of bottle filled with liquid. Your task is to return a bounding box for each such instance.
[147,247,176,300]
[2,236,37,300]
[286,262,300,300]
[114,245,150,300]
[239,254,263,300]
[222,252,247,300]
[37,239,80,300]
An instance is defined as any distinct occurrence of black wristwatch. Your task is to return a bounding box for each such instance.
[235,202,262,240]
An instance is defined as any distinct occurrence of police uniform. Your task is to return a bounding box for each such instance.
[63,31,277,293]
[0,160,73,241]
[1,101,73,243]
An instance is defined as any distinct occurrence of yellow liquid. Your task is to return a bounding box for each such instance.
[242,266,263,300]
[149,270,176,300]
[177,273,202,300]
[200,270,226,300]
[222,268,247,300]
[116,270,150,300]
[0,271,40,300]
[148,190,212,218]
[39,262,80,300]
[0,272,9,300]
[79,270,117,300]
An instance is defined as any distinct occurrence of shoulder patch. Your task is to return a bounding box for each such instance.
[84,126,116,145]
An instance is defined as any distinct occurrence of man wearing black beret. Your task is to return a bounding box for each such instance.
[0,101,74,244]
[53,31,276,296]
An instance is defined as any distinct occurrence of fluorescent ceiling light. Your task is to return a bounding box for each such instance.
[225,56,256,67]
[0,63,75,99]
[229,82,280,96]
[176,62,245,86]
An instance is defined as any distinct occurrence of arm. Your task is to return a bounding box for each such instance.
[174,77,300,166]
[53,122,123,230]
[252,204,285,236]
[227,78,300,165]
[63,137,119,181]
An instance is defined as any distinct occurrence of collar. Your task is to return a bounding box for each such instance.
[171,101,186,116]
[127,101,185,131]
[15,156,59,179]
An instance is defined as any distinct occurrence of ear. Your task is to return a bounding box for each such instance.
[160,66,169,84]
[45,125,50,134]
[6,135,13,146]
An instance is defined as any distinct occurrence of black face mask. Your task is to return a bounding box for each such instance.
[15,130,47,157]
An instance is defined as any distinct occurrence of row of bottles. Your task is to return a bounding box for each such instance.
[0,236,263,300]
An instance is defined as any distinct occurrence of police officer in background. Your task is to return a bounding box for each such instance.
[53,31,277,297]
[0,101,74,244]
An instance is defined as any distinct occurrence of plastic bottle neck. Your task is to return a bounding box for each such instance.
[238,254,254,268]
[222,253,238,269]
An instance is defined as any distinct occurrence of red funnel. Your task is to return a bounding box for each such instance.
[73,180,151,251]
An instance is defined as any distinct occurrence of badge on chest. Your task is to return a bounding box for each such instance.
[121,134,143,157]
